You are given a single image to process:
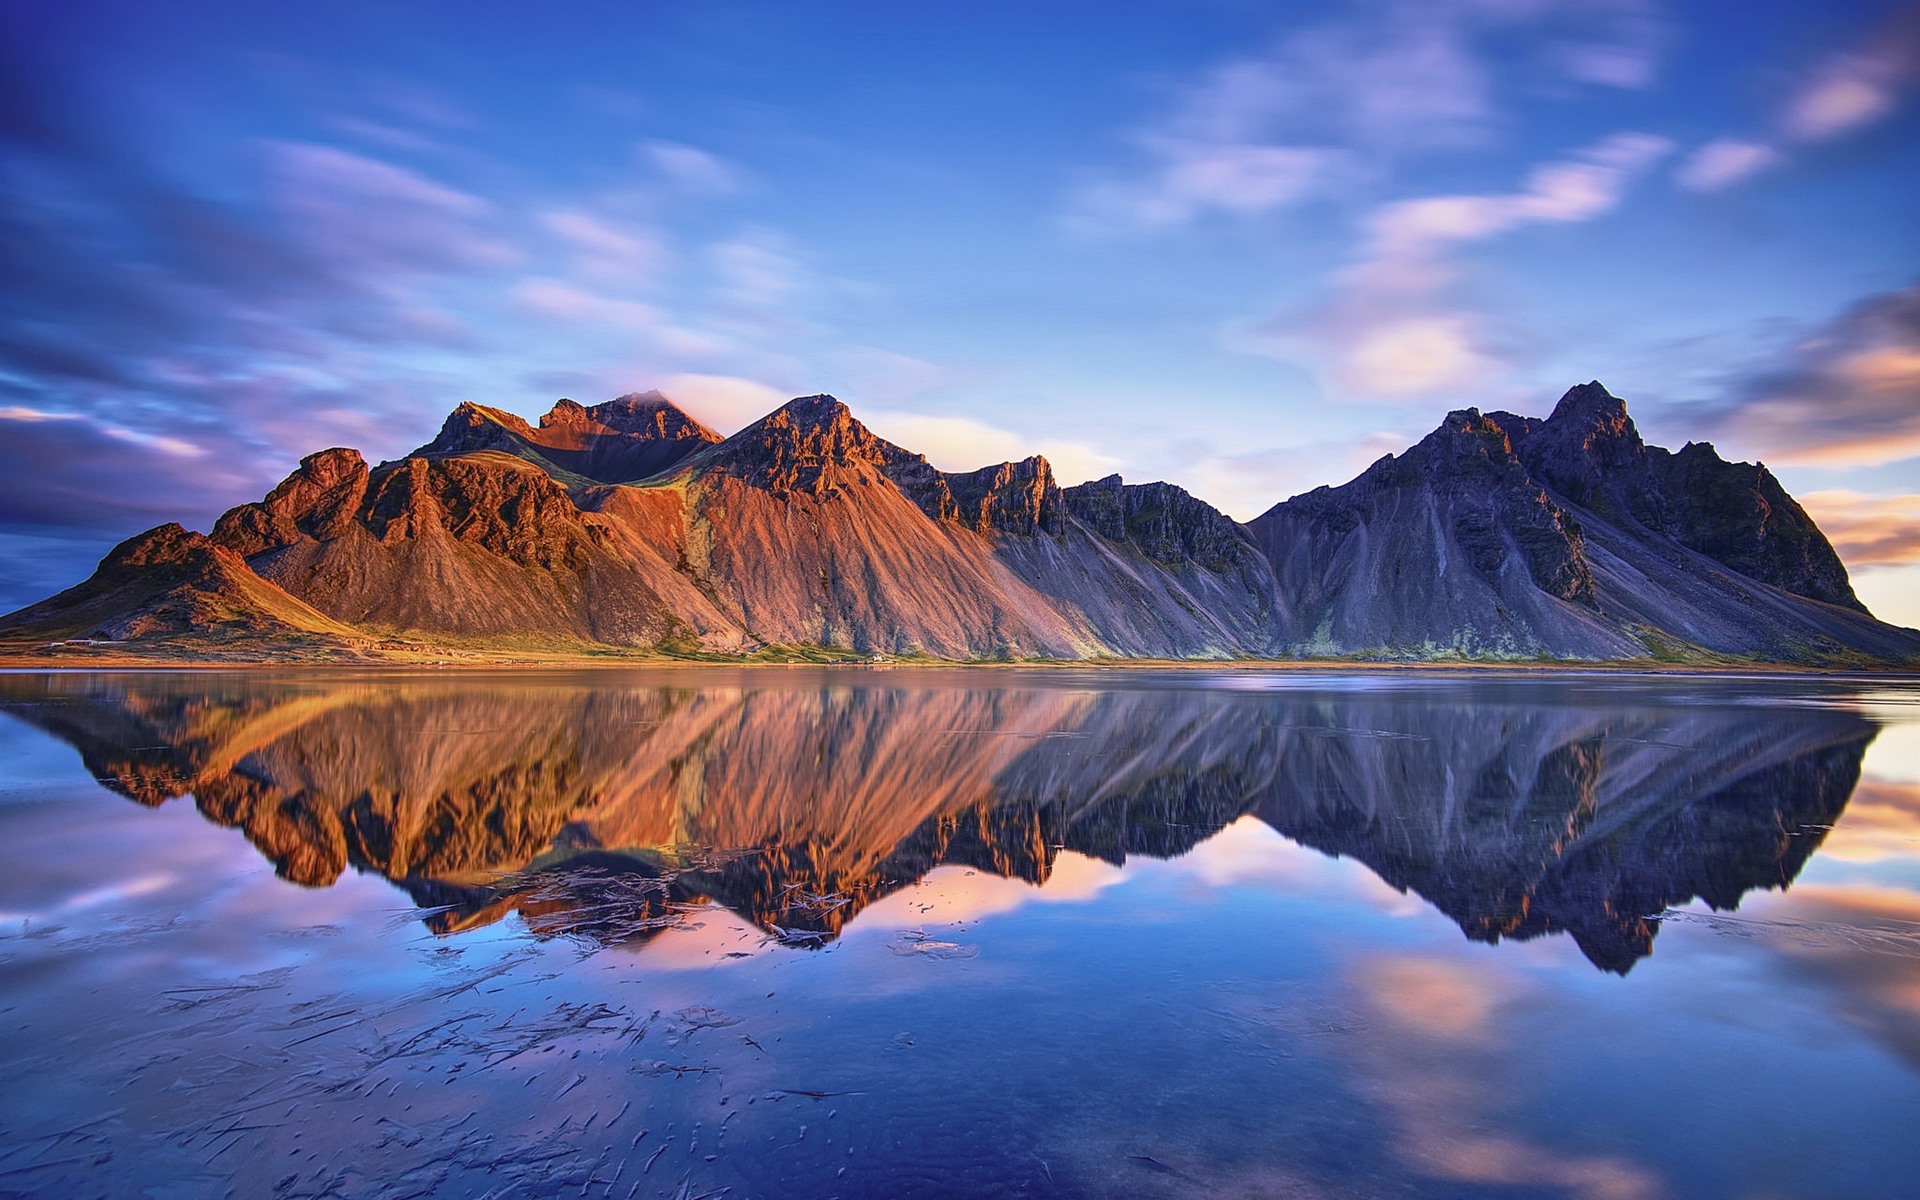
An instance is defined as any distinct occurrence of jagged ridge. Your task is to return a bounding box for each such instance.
[2,381,1915,664]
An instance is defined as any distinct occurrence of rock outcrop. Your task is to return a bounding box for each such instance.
[2,381,1914,664]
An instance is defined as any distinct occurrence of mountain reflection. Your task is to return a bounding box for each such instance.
[0,671,1875,973]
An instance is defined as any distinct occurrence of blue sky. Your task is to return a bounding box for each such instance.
[3,0,1917,623]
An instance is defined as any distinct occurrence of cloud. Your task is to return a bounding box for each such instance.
[1783,42,1916,142]
[1245,132,1671,401]
[0,407,265,534]
[861,410,1122,486]
[1367,132,1673,257]
[708,230,810,312]
[640,139,744,195]
[1065,0,1668,234]
[1668,14,1916,199]
[267,142,513,275]
[1796,492,1920,568]
[1673,138,1784,192]
[541,209,666,283]
[1816,778,1920,863]
[1711,284,1920,467]
[1179,431,1410,521]
[512,277,664,330]
[1070,143,1342,232]
[1064,11,1480,233]
[657,373,790,433]
[1544,0,1670,90]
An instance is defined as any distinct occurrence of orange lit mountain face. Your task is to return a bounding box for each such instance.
[0,673,1871,972]
[3,382,1916,664]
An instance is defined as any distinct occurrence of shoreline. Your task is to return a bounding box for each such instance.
[2,650,1915,678]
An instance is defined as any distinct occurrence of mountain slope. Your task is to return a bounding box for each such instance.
[0,523,366,653]
[1246,382,1920,662]
[414,391,722,484]
[1247,407,1632,658]
[1511,383,1862,609]
[211,443,737,648]
[2,381,1913,664]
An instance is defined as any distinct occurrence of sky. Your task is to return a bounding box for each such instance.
[2,0,1917,625]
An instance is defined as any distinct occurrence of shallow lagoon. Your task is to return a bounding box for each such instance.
[1,667,1917,1199]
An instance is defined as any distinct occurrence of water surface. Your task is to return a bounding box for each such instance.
[2,668,1917,1198]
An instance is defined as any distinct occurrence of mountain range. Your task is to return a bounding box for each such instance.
[4,381,1915,664]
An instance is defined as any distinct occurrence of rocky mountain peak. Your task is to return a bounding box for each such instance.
[416,402,526,459]
[1535,380,1645,462]
[945,455,1063,536]
[297,447,369,489]
[212,448,371,556]
[706,394,918,497]
[1064,475,1262,573]
[539,397,590,425]
[1509,383,1651,524]
[1405,408,1525,481]
[406,393,719,485]
[772,393,855,430]
[1547,380,1631,431]
[106,522,204,569]
[540,391,718,443]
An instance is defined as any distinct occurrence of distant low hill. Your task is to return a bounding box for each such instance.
[4,381,1916,665]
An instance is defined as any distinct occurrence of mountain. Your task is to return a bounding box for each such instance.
[414,391,722,483]
[2,381,1915,664]
[0,671,1872,972]
[0,522,367,655]
[1246,383,1918,662]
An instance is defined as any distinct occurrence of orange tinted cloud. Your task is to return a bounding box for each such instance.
[1797,492,1920,568]
[1817,778,1920,863]
[1714,285,1920,468]
[1356,955,1501,1040]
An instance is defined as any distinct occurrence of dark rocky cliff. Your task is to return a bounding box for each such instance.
[1247,382,1914,662]
[1514,382,1862,611]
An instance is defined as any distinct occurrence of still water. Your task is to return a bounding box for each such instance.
[1,668,1917,1199]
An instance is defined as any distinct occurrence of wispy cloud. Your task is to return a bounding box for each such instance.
[1065,0,1667,234]
[1783,30,1919,143]
[1244,132,1673,400]
[1711,284,1920,467]
[1797,492,1920,568]
[0,407,259,533]
[656,373,790,433]
[1366,132,1673,257]
[1671,10,1918,195]
[707,228,818,325]
[267,141,513,275]
[541,209,667,284]
[863,411,1122,486]
[1672,138,1783,191]
[641,139,746,196]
